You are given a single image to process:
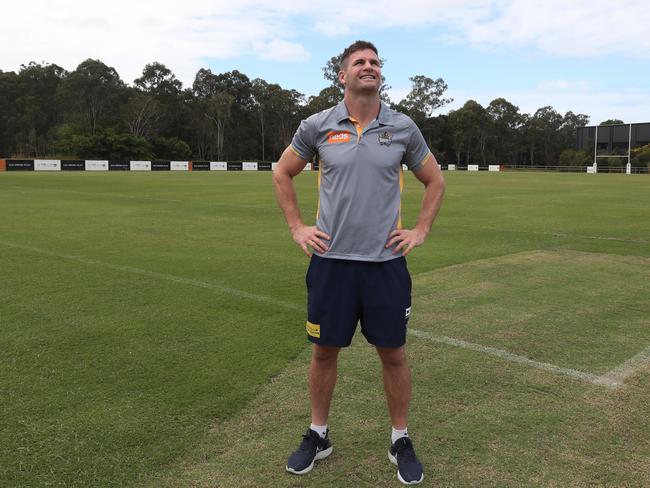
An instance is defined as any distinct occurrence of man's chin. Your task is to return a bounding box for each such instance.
[357,84,380,94]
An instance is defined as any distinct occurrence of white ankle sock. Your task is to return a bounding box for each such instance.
[310,423,328,438]
[391,427,408,444]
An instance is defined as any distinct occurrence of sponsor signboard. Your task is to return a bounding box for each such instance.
[447,164,456,171]
[272,162,279,171]
[109,160,130,171]
[227,162,243,171]
[488,165,501,172]
[35,159,61,171]
[468,164,479,171]
[6,159,34,171]
[152,161,171,171]
[86,160,109,171]
[304,163,312,171]
[258,162,272,171]
[191,161,210,171]
[210,161,227,171]
[171,161,189,171]
[587,166,596,174]
[242,162,258,171]
[402,164,408,171]
[131,161,152,171]
[0,159,5,171]
[61,160,85,171]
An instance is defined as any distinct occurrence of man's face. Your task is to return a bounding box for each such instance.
[338,49,381,95]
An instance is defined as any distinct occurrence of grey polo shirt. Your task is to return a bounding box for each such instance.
[290,101,431,262]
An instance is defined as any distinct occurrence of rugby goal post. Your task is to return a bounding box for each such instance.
[593,123,632,168]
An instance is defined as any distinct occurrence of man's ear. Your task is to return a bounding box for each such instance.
[338,70,346,86]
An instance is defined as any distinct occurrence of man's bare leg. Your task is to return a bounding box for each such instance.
[376,345,411,429]
[310,344,340,424]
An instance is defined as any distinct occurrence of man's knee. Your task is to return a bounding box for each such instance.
[312,344,340,364]
[376,346,407,368]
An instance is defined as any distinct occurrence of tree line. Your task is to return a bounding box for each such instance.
[0,56,641,167]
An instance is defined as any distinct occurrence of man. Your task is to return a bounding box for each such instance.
[273,40,445,485]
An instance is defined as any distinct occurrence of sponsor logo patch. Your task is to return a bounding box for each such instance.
[327,131,351,144]
[306,321,321,338]
[405,307,411,319]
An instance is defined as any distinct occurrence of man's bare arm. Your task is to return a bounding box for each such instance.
[385,153,446,256]
[273,146,331,257]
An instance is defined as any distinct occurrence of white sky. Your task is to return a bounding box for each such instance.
[2,0,649,123]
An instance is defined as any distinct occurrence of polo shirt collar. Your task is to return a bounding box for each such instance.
[334,100,395,127]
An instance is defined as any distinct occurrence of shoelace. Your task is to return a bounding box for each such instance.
[299,430,320,451]
[394,438,418,463]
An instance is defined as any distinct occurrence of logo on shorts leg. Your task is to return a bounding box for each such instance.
[405,307,411,320]
[306,321,321,338]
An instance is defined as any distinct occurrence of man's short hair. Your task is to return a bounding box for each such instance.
[340,40,379,69]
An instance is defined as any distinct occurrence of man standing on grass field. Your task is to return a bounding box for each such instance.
[273,40,445,485]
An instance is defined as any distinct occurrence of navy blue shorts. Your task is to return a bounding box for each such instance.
[305,255,412,348]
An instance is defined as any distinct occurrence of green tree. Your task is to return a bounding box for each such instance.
[305,86,342,115]
[486,98,523,165]
[527,106,563,165]
[7,62,67,156]
[57,59,126,134]
[150,136,191,159]
[202,92,235,161]
[448,100,490,165]
[559,111,590,155]
[399,76,452,119]
[134,62,182,96]
[599,119,624,125]
[121,89,160,138]
[55,125,152,159]
[134,62,184,138]
[559,148,590,166]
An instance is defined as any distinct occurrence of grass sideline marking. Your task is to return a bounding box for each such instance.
[1,239,302,312]
[4,239,646,390]
[407,329,620,388]
[598,346,650,387]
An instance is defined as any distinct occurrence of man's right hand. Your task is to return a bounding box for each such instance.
[291,224,331,257]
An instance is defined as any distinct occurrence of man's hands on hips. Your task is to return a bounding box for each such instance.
[292,224,331,257]
[385,227,427,256]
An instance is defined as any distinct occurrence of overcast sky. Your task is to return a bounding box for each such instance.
[3,0,649,124]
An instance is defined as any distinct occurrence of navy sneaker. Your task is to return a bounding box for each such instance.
[286,428,333,475]
[388,436,424,484]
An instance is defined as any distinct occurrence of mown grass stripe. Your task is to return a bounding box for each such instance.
[5,238,640,390]
[0,239,302,312]
[407,328,616,387]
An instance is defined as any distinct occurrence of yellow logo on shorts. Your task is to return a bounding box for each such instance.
[306,321,321,338]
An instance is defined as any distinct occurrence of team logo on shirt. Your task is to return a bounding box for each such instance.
[327,131,351,144]
[378,131,393,146]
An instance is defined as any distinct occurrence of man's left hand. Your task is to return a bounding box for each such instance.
[385,228,427,256]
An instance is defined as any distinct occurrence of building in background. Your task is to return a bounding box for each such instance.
[577,122,650,166]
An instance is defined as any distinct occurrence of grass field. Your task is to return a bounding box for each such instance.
[1,170,649,487]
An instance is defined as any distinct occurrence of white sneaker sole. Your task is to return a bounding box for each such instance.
[286,446,333,475]
[388,450,424,485]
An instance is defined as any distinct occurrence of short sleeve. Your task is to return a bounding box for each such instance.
[404,119,431,172]
[290,117,317,161]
